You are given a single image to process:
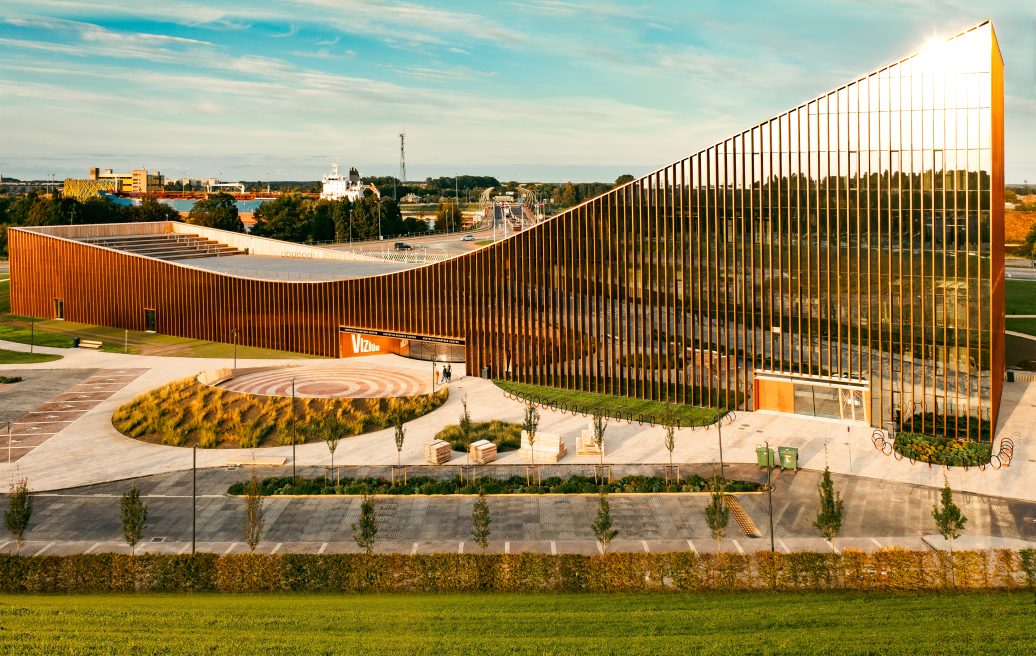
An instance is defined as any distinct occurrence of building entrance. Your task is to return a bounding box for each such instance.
[755,373,870,423]
[338,326,465,363]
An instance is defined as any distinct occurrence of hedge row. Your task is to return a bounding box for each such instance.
[0,549,1033,593]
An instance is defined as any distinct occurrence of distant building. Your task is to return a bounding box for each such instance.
[401,193,422,203]
[88,167,164,193]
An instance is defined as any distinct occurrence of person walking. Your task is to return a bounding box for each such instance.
[433,364,440,390]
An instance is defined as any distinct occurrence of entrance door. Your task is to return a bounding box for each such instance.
[839,388,867,422]
[54,299,64,320]
[144,308,156,333]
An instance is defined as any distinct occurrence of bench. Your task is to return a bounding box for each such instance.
[468,439,497,464]
[425,439,452,465]
[518,430,567,463]
[78,339,103,350]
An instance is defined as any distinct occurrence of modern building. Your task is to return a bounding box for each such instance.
[8,22,1004,440]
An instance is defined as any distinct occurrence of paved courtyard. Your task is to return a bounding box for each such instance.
[1,336,1035,554]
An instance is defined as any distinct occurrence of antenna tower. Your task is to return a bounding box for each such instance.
[399,131,407,185]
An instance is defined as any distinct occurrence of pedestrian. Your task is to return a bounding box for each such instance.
[433,364,440,389]
[444,364,452,383]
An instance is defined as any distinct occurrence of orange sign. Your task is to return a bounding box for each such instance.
[339,331,405,358]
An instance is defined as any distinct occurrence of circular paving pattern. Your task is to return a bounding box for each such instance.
[215,365,429,399]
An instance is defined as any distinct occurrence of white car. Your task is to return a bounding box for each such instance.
[462,234,475,242]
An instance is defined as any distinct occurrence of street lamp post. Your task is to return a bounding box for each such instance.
[291,378,297,483]
[765,440,775,553]
[232,328,239,370]
[29,318,35,354]
[715,411,727,482]
[192,444,197,555]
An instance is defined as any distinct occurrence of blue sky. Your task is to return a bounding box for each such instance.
[1,1,1034,182]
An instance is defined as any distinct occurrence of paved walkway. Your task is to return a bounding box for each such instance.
[0,338,1033,505]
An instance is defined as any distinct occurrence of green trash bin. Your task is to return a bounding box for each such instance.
[778,446,798,471]
[755,445,775,468]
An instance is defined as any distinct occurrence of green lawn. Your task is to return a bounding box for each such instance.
[0,592,1030,655]
[1006,318,1036,336]
[0,348,61,364]
[0,278,9,314]
[1005,279,1036,315]
[495,380,721,426]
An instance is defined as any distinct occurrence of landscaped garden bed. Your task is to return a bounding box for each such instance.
[893,431,992,467]
[435,420,522,451]
[113,377,447,448]
[228,474,761,496]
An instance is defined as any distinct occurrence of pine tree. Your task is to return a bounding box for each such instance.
[932,475,968,585]
[242,468,264,552]
[120,486,149,556]
[591,492,618,554]
[353,493,378,554]
[4,477,33,554]
[471,490,491,551]
[812,465,844,542]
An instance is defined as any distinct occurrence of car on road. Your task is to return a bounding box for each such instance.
[394,242,412,251]
[462,234,475,242]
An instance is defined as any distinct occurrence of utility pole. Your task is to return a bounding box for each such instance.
[399,131,407,185]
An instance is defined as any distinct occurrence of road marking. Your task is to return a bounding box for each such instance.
[0,541,9,551]
[318,542,328,554]
[410,542,419,555]
[870,538,883,549]
[271,542,282,554]
[641,540,650,553]
[596,541,604,555]
[826,541,840,554]
[224,543,237,554]
[550,541,557,555]
[36,542,55,556]
[84,543,100,554]
[777,539,791,554]
[686,539,697,553]
[458,542,464,554]
[733,540,744,555]
[504,542,510,554]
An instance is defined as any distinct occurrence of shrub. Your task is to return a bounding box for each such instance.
[435,420,522,451]
[894,431,992,467]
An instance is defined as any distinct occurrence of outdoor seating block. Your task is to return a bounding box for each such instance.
[79,339,103,349]
[425,439,452,465]
[518,430,566,463]
[469,439,497,464]
[576,430,603,456]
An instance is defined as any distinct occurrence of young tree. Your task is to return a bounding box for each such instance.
[394,418,406,469]
[322,418,341,481]
[592,415,608,469]
[242,468,265,552]
[932,475,968,584]
[812,465,844,543]
[4,477,33,554]
[471,490,491,551]
[120,486,149,555]
[459,396,472,447]
[522,403,540,468]
[591,492,618,554]
[704,476,729,557]
[664,421,677,470]
[352,493,378,554]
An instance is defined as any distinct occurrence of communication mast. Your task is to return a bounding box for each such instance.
[399,131,407,185]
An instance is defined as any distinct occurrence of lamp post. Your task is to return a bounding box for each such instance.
[715,409,728,482]
[765,440,775,554]
[291,377,297,483]
[29,318,35,354]
[232,328,239,370]
[192,444,197,555]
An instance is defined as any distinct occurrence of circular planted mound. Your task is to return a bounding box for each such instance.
[112,377,447,448]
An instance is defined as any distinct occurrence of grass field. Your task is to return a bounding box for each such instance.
[495,380,721,426]
[1005,279,1036,315]
[1006,318,1036,336]
[0,592,1031,655]
[0,347,62,364]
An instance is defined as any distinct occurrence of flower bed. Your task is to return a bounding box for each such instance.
[228,474,761,496]
[893,431,992,467]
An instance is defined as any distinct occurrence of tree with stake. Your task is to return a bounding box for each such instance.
[812,465,844,543]
[394,418,406,470]
[459,396,472,446]
[471,490,491,551]
[592,415,608,480]
[704,475,729,562]
[591,492,618,554]
[242,468,265,552]
[353,493,378,554]
[316,417,341,486]
[663,415,677,475]
[120,486,149,556]
[522,403,540,479]
[4,477,33,554]
[932,475,968,586]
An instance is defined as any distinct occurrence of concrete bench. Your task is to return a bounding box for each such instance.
[518,430,567,463]
[78,339,103,350]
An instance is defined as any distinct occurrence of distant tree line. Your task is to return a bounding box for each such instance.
[249,192,428,243]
